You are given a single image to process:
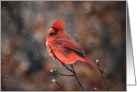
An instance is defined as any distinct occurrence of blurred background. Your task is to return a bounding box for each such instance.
[1,1,126,91]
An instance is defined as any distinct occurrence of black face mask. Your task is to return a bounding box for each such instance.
[49,27,59,36]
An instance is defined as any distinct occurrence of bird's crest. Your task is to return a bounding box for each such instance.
[51,18,65,29]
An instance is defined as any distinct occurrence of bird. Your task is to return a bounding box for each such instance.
[46,18,104,73]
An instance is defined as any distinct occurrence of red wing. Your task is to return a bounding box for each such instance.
[52,38,85,57]
[53,38,82,52]
[62,40,83,53]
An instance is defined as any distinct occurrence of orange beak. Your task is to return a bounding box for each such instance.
[49,28,55,33]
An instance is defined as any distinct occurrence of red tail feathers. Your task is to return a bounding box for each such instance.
[84,58,105,74]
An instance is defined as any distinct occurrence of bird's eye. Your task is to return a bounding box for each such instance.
[52,27,59,32]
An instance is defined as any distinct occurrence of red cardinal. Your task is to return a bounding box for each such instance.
[46,18,104,73]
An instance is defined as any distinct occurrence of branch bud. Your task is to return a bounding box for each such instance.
[52,79,57,83]
[96,59,99,63]
[50,69,56,73]
[50,69,54,73]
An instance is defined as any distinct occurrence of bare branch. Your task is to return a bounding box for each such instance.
[50,69,74,77]
[52,79,65,91]
[96,59,109,91]
[47,42,84,91]
[56,71,74,77]
[71,64,85,91]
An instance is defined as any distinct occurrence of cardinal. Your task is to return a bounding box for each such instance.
[46,18,104,73]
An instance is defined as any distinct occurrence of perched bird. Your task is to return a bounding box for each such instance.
[46,18,104,73]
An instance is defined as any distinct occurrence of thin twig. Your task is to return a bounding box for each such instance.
[56,81,65,91]
[52,79,65,91]
[62,64,74,73]
[96,59,109,91]
[50,69,74,77]
[56,71,74,77]
[100,72,109,91]
[71,64,85,91]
